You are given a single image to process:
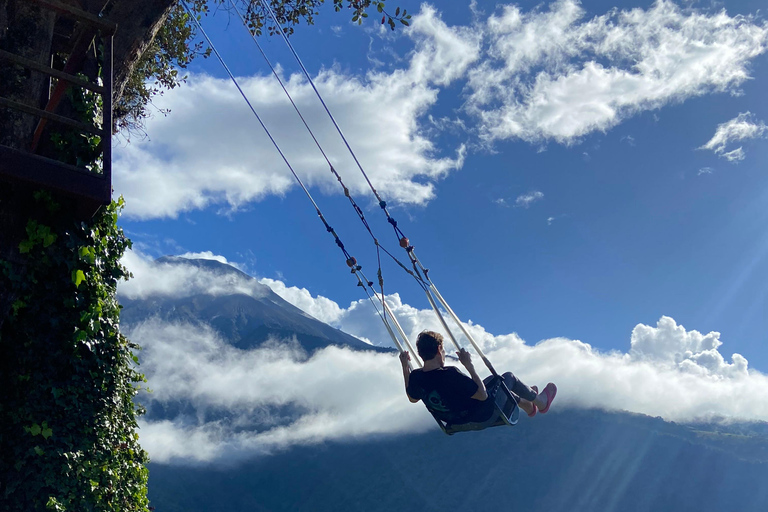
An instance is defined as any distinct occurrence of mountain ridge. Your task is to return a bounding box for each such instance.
[120,257,389,353]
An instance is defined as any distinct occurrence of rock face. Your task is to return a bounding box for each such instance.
[119,256,387,353]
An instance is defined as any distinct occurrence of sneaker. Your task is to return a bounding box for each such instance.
[525,385,539,418]
[538,383,557,414]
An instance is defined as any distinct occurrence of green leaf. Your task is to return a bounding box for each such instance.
[396,7,400,16]
[72,270,85,288]
[11,299,26,315]
[19,240,33,254]
[34,446,44,456]
[400,19,409,26]
[30,423,42,436]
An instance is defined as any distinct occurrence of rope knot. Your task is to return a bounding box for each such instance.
[346,257,357,267]
[379,200,387,209]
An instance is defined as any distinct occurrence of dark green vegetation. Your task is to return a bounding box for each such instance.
[148,409,768,512]
[0,195,149,512]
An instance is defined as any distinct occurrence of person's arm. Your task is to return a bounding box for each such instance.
[457,348,488,401]
[399,351,420,403]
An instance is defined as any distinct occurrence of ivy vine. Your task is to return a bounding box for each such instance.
[0,193,149,512]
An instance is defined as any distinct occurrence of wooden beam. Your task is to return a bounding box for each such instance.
[0,96,103,137]
[0,145,111,209]
[0,50,106,95]
[27,0,117,34]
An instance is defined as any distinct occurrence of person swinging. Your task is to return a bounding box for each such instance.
[400,331,557,429]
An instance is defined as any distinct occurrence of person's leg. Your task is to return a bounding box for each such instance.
[501,372,537,401]
[501,371,556,412]
[499,372,537,416]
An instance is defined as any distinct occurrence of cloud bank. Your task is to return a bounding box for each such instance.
[114,1,768,219]
[467,0,768,143]
[120,252,768,465]
[113,4,472,220]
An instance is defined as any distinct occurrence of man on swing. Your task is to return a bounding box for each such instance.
[400,330,556,426]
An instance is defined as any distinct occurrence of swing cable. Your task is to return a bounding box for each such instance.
[257,0,500,377]
[226,0,429,290]
[182,2,420,361]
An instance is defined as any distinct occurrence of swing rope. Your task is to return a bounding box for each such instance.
[188,3,503,392]
[256,0,499,377]
[183,1,416,359]
[226,0,429,291]
[186,6,520,434]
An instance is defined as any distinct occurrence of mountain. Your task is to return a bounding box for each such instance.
[147,408,768,512]
[120,257,386,353]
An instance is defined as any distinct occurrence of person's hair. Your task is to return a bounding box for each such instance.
[416,330,444,361]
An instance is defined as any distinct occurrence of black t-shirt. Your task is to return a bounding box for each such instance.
[407,366,493,424]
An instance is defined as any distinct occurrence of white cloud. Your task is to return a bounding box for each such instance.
[257,277,345,325]
[133,321,428,464]
[122,254,768,465]
[722,147,746,162]
[699,112,767,161]
[112,2,767,219]
[515,190,544,208]
[407,4,481,86]
[178,251,236,266]
[620,135,636,146]
[114,5,474,220]
[467,0,768,143]
[629,316,748,378]
[119,249,268,300]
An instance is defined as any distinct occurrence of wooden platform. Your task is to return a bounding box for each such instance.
[0,0,115,216]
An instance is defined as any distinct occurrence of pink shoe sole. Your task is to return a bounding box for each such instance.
[539,383,557,414]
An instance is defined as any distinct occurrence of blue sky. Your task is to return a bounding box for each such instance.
[113,0,768,461]
[119,0,767,367]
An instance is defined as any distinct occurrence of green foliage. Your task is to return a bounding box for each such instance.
[49,74,104,173]
[115,3,206,134]
[0,194,149,512]
[116,0,410,133]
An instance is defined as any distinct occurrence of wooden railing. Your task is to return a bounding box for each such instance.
[0,0,116,214]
